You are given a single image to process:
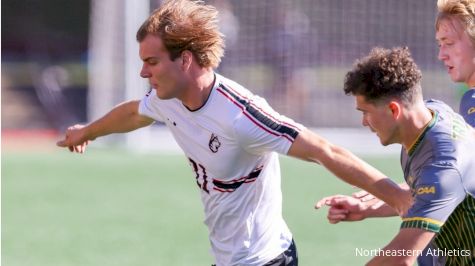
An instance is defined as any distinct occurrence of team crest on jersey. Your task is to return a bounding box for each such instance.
[209,133,221,153]
[468,107,475,115]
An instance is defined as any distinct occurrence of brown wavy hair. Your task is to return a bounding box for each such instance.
[343,47,422,105]
[136,0,225,69]
[436,0,475,45]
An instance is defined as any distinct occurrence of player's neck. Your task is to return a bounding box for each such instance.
[401,106,433,151]
[466,70,475,88]
[180,68,215,111]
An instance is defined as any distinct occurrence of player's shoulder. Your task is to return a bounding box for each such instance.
[418,101,475,175]
[459,89,475,127]
[423,99,452,138]
[425,99,469,137]
[215,73,257,102]
[425,99,454,115]
[415,100,462,163]
[460,88,475,102]
[214,73,275,122]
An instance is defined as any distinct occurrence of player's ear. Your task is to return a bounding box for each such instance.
[180,50,193,71]
[388,101,401,119]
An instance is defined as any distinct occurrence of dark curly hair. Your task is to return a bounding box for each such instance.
[343,47,422,105]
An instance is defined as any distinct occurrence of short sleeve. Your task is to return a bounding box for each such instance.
[232,95,304,155]
[138,89,166,122]
[401,163,466,233]
[459,90,475,127]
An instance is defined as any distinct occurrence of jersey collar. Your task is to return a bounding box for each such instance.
[184,73,218,112]
[407,109,438,157]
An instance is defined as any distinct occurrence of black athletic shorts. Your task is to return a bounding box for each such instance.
[211,239,298,266]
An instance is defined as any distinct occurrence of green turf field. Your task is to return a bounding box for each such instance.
[2,149,405,266]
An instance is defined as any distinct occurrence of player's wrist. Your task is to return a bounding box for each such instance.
[83,124,98,141]
[364,199,399,218]
[363,202,381,218]
[375,182,411,216]
[357,202,373,220]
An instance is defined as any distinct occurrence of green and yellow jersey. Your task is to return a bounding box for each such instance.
[400,100,475,266]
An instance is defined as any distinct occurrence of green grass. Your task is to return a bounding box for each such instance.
[2,149,404,266]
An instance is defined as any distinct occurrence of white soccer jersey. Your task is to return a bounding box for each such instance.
[138,73,303,266]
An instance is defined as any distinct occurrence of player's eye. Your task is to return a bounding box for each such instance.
[443,41,454,47]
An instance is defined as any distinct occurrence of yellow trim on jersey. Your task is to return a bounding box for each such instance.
[402,217,444,226]
[407,109,437,156]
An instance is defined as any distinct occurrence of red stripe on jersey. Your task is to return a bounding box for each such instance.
[213,187,236,193]
[216,88,280,137]
[222,83,301,132]
[216,87,294,142]
[212,166,262,193]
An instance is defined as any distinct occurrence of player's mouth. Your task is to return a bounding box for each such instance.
[446,65,454,73]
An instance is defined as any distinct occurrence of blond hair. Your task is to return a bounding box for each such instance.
[436,0,475,44]
[137,0,225,68]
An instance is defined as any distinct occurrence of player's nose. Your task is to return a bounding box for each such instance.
[140,65,151,78]
[361,117,369,127]
[437,46,448,61]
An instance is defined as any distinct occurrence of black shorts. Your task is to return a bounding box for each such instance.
[263,239,298,266]
[211,239,298,266]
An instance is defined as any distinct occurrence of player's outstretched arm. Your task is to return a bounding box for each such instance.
[315,195,399,224]
[352,182,410,202]
[287,128,412,215]
[56,100,154,153]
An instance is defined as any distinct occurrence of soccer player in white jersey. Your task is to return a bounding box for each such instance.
[56,1,410,265]
[436,0,475,127]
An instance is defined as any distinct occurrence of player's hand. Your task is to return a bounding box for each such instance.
[56,124,91,153]
[353,184,413,216]
[315,195,368,224]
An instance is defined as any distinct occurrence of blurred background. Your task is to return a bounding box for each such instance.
[2,0,467,136]
[1,1,470,265]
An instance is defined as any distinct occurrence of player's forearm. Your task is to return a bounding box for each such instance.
[288,129,410,214]
[366,255,414,266]
[363,199,399,218]
[365,240,416,266]
[85,100,153,140]
[366,228,434,266]
[317,144,407,213]
[359,183,409,218]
